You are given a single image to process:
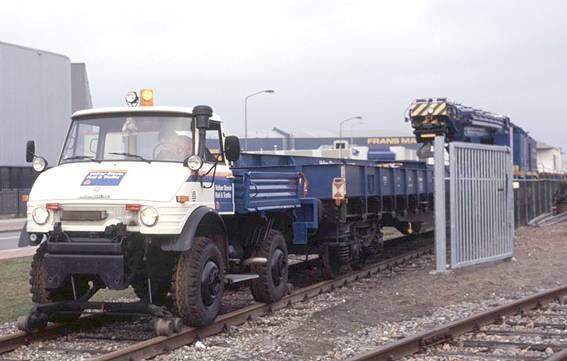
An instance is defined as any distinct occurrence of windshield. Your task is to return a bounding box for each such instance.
[60,114,194,164]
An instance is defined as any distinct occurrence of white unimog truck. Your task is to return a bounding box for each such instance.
[20,90,293,335]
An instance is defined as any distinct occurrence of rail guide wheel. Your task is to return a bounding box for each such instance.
[16,313,48,333]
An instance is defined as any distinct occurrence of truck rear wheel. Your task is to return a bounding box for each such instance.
[250,230,288,303]
[173,237,224,326]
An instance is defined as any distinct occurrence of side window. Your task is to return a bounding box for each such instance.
[206,128,224,162]
[62,123,100,159]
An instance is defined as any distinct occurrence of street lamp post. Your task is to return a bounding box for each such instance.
[244,89,275,151]
[339,116,362,159]
[350,120,365,146]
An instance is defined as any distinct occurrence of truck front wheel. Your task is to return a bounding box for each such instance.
[30,242,90,322]
[173,237,224,326]
[250,229,289,303]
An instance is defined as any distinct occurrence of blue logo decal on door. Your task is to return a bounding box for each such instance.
[81,170,127,186]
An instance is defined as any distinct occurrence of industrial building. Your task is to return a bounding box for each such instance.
[0,41,92,214]
[244,128,420,160]
[0,41,92,168]
[537,141,564,173]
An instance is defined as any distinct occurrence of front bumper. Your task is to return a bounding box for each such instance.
[44,230,127,290]
[44,253,125,289]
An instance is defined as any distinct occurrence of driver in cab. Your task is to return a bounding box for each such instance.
[157,129,193,161]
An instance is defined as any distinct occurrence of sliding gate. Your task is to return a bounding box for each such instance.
[449,142,514,268]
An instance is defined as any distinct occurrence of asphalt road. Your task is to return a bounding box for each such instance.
[0,231,21,250]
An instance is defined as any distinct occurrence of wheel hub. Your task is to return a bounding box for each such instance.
[201,260,221,306]
[271,248,287,286]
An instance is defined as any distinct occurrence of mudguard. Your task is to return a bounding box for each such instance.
[160,206,227,253]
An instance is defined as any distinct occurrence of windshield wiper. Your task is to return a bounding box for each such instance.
[62,155,100,163]
[108,152,151,163]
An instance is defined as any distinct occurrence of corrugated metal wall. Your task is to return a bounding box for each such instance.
[71,63,92,112]
[0,41,78,167]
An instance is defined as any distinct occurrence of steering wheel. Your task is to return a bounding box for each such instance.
[152,143,166,159]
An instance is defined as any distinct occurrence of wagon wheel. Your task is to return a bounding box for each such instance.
[319,244,343,279]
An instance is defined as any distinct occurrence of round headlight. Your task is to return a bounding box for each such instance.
[140,206,159,227]
[186,155,203,171]
[32,207,49,225]
[32,157,47,172]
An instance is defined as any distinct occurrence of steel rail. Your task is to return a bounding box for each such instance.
[89,246,433,361]
[0,315,108,354]
[347,284,567,361]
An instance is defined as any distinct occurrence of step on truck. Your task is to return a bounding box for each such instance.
[19,90,433,335]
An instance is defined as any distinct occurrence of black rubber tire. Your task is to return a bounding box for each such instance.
[31,242,89,303]
[250,230,289,303]
[30,242,89,322]
[173,237,224,326]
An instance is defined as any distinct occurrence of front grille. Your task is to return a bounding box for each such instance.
[61,210,108,222]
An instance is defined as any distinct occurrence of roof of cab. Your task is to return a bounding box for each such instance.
[72,106,222,122]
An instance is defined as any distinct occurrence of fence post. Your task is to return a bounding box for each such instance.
[434,135,447,273]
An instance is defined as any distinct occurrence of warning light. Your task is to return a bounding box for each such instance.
[140,89,154,106]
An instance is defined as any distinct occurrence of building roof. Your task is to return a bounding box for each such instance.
[0,40,70,61]
[536,141,562,151]
[244,128,414,139]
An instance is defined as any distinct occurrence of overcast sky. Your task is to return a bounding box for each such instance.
[2,1,566,149]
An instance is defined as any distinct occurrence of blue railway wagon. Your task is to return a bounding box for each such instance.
[229,154,434,277]
[513,126,537,175]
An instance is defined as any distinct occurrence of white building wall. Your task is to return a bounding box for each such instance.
[0,41,91,167]
[537,148,563,173]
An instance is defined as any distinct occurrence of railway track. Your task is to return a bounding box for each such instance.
[0,235,432,361]
[348,285,567,361]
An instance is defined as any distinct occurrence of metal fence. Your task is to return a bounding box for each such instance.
[449,142,514,268]
[514,178,563,227]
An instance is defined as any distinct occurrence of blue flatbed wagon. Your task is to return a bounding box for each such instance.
[228,154,433,277]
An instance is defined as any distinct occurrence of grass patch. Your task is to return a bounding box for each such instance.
[0,256,136,324]
[0,257,33,323]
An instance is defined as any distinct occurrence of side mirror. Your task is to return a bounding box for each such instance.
[26,140,35,163]
[224,136,241,162]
